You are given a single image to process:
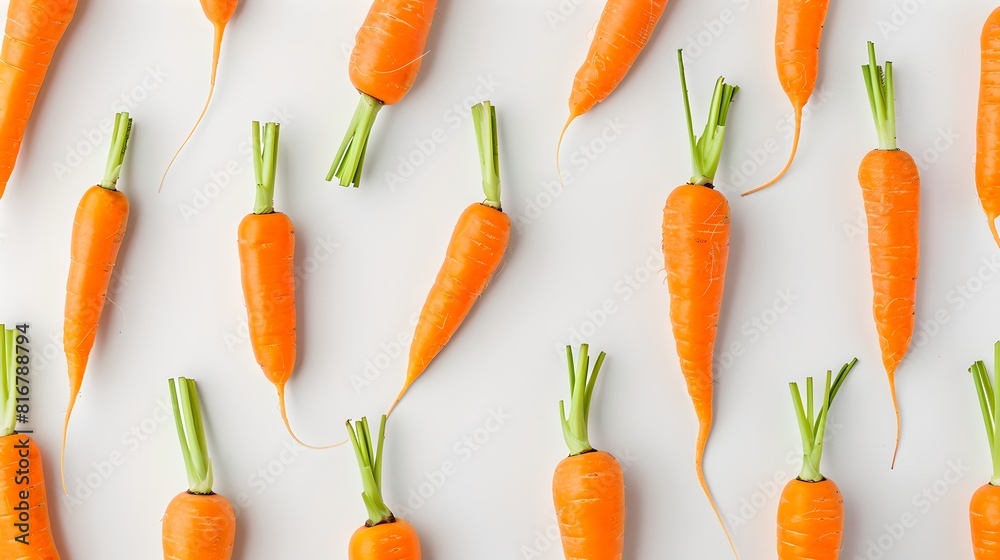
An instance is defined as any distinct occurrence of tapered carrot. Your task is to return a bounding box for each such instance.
[62,112,133,492]
[553,345,624,560]
[777,359,856,560]
[742,0,831,196]
[162,377,236,560]
[327,0,437,187]
[346,415,421,559]
[978,7,1000,248]
[967,343,1000,559]
[0,0,78,199]
[388,101,509,414]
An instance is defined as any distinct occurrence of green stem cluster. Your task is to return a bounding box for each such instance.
[472,101,501,209]
[789,359,858,482]
[863,41,898,151]
[327,93,383,188]
[252,121,281,215]
[0,326,19,437]
[347,415,394,526]
[559,344,607,456]
[677,50,739,186]
[169,377,214,495]
[100,112,132,190]
[970,342,1000,485]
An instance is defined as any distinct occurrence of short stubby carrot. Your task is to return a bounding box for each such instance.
[389,102,509,414]
[968,342,1000,559]
[62,112,133,492]
[977,7,1000,248]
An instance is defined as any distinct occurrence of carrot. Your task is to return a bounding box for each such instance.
[0,326,61,558]
[0,0,77,199]
[387,101,510,414]
[162,377,236,560]
[61,112,133,492]
[158,0,239,191]
[346,415,421,560]
[552,344,625,560]
[663,51,738,557]
[978,7,1000,248]
[777,359,856,560]
[327,0,437,188]
[742,0,830,196]
[967,342,1000,559]
[856,42,920,468]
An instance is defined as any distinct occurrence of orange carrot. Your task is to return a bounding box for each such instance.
[62,112,133,492]
[0,0,77,199]
[553,345,625,560]
[327,0,437,187]
[159,0,239,191]
[662,51,738,557]
[162,377,236,560]
[777,359,856,560]
[978,7,1000,248]
[742,0,830,196]
[346,415,421,560]
[968,343,1000,559]
[0,326,61,558]
[388,101,509,414]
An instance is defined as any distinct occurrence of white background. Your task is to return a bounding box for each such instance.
[0,0,994,558]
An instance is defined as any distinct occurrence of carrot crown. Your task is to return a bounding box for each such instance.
[0,326,20,437]
[677,50,738,186]
[169,377,215,495]
[559,344,607,456]
[100,112,132,190]
[347,415,394,526]
[862,41,898,151]
[969,342,1000,484]
[252,121,280,214]
[472,101,502,209]
[327,93,383,188]
[788,359,857,482]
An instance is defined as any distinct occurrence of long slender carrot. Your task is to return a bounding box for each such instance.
[553,345,625,560]
[387,101,510,414]
[158,0,239,191]
[978,7,1000,248]
[162,377,236,560]
[327,0,437,188]
[0,0,77,199]
[346,415,421,560]
[742,0,830,196]
[0,326,61,558]
[777,359,856,560]
[968,343,1000,559]
[663,51,738,557]
[62,112,133,492]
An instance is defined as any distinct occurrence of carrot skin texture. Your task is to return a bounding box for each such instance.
[971,483,1000,559]
[351,0,437,105]
[775,0,829,110]
[0,0,77,198]
[776,478,844,560]
[162,491,236,560]
[0,435,60,559]
[553,451,625,560]
[348,519,421,560]
[978,7,1000,248]
[199,0,237,24]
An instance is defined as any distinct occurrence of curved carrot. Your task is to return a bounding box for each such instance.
[162,377,236,560]
[62,112,133,492]
[0,0,77,199]
[327,0,437,187]
[663,51,738,557]
[553,345,625,560]
[346,415,422,560]
[968,343,1000,559]
[978,7,1000,248]
[159,0,239,191]
[388,101,509,414]
[742,0,830,196]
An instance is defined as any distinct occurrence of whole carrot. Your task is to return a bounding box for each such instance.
[663,51,738,557]
[62,112,133,491]
[388,101,509,414]
[553,345,625,560]
[978,7,1000,248]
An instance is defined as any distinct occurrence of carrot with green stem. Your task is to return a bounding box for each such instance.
[162,377,236,560]
[62,112,133,492]
[967,342,1000,559]
[977,7,1000,248]
[663,50,738,557]
[777,359,857,560]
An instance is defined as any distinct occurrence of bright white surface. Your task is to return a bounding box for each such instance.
[0,0,995,558]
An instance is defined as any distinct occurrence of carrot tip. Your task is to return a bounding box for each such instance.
[276,384,343,450]
[741,107,802,197]
[386,380,414,418]
[555,115,575,186]
[989,215,1000,250]
[694,420,739,559]
[888,371,901,469]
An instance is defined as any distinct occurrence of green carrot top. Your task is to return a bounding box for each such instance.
[100,112,132,191]
[677,50,739,187]
[327,93,383,188]
[789,359,857,482]
[252,121,281,215]
[347,415,394,526]
[970,342,1000,485]
[169,377,215,495]
[0,325,23,438]
[471,101,501,210]
[559,344,607,456]
[862,41,898,151]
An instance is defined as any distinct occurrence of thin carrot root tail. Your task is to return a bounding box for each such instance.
[989,214,1000,249]
[887,368,901,469]
[386,380,414,418]
[694,420,739,559]
[742,106,802,197]
[276,384,345,451]
[61,372,84,495]
[555,114,577,188]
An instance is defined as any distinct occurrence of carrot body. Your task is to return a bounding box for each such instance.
[162,491,236,560]
[0,434,59,559]
[776,478,843,560]
[0,0,77,198]
[349,519,421,560]
[350,0,436,105]
[978,7,1000,248]
[972,483,1000,559]
[553,451,625,559]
